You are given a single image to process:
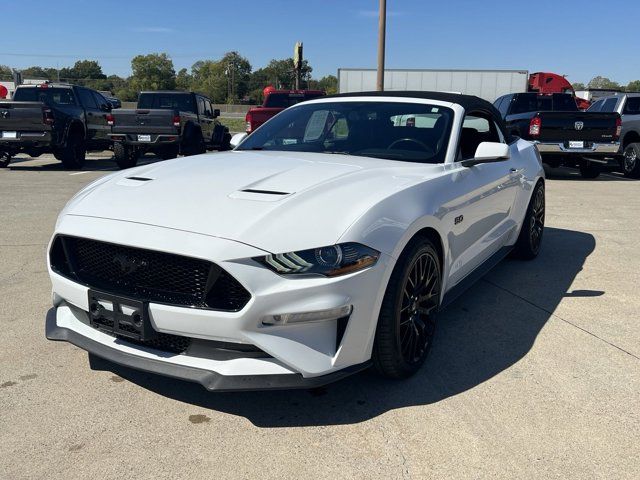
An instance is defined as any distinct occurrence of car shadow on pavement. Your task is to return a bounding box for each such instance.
[91,227,596,427]
[544,166,631,181]
[6,154,164,172]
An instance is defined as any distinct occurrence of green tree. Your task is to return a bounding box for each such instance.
[130,53,176,92]
[626,80,640,92]
[60,60,105,81]
[254,58,312,90]
[588,76,620,90]
[317,75,338,94]
[190,60,227,102]
[176,68,192,91]
[0,65,12,80]
[571,82,586,91]
[20,66,58,80]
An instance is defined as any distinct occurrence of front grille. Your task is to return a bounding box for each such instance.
[50,235,251,311]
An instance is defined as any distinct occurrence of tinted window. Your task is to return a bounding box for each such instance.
[13,87,76,105]
[197,97,206,115]
[588,99,604,112]
[77,88,98,109]
[459,113,501,160]
[137,93,196,112]
[263,92,323,108]
[511,94,538,114]
[238,101,454,164]
[510,93,577,113]
[624,97,640,114]
[602,97,619,112]
[92,91,108,108]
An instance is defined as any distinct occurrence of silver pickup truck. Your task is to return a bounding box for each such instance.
[589,93,640,178]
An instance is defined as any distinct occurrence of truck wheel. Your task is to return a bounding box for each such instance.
[157,145,179,160]
[622,143,640,178]
[60,132,86,170]
[113,142,139,169]
[181,129,206,156]
[218,132,232,151]
[0,151,11,168]
[579,162,601,179]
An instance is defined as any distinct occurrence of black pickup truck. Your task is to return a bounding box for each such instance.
[494,93,621,178]
[108,91,231,168]
[0,83,113,169]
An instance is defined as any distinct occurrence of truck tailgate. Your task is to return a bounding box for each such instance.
[0,101,49,133]
[111,109,179,135]
[537,112,619,142]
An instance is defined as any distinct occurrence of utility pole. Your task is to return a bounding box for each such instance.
[376,0,386,91]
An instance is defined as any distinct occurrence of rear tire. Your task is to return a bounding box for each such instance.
[513,181,545,260]
[579,162,601,179]
[373,237,441,379]
[113,142,139,169]
[59,131,86,170]
[622,143,640,178]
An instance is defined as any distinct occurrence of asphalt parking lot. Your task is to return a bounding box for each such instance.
[1,152,638,479]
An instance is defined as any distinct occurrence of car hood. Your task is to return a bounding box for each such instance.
[64,151,444,253]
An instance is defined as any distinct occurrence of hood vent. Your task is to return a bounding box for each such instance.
[126,177,153,182]
[240,188,290,195]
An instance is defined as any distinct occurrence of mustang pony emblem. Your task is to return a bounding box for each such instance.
[112,254,147,275]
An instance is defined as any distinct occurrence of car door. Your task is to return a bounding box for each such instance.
[445,111,521,287]
[91,91,111,145]
[197,96,215,144]
[76,87,102,145]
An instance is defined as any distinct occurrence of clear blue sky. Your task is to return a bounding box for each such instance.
[1,0,637,85]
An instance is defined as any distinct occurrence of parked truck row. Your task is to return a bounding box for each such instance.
[0,83,231,169]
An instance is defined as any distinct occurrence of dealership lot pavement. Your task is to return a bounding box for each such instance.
[1,152,638,479]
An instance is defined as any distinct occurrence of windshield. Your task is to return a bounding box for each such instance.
[137,93,196,112]
[13,87,76,106]
[237,101,454,164]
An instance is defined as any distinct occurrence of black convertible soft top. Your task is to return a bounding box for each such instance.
[323,90,512,141]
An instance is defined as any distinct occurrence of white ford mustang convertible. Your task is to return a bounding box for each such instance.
[46,92,545,391]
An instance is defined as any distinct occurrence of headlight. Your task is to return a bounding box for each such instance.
[255,243,380,277]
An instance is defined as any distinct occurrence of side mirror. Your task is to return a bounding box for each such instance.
[461,142,510,167]
[100,103,112,112]
[213,108,220,118]
[230,132,248,148]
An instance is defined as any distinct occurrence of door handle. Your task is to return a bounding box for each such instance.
[509,168,523,174]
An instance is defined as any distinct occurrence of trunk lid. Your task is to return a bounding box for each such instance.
[0,101,48,132]
[536,111,619,142]
[111,108,180,135]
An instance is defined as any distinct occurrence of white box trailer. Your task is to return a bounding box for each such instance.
[338,68,529,102]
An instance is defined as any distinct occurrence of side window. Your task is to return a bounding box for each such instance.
[498,96,511,117]
[77,88,98,109]
[602,97,619,112]
[623,97,640,114]
[459,113,501,160]
[205,99,213,117]
[92,91,107,108]
[197,97,206,116]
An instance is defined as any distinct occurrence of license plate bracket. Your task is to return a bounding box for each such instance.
[137,134,151,142]
[88,290,156,341]
[569,141,584,149]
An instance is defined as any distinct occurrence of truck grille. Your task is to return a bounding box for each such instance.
[50,235,251,311]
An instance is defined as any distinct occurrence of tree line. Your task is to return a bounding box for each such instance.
[0,51,338,104]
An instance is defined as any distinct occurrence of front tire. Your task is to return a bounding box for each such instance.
[622,143,640,178]
[373,238,441,379]
[513,181,545,260]
[156,145,179,160]
[181,128,206,156]
[113,142,139,169]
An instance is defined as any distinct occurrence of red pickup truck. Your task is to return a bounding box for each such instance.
[245,86,325,133]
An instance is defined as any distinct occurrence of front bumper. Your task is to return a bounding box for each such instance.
[534,141,620,156]
[46,308,370,391]
[47,215,391,389]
